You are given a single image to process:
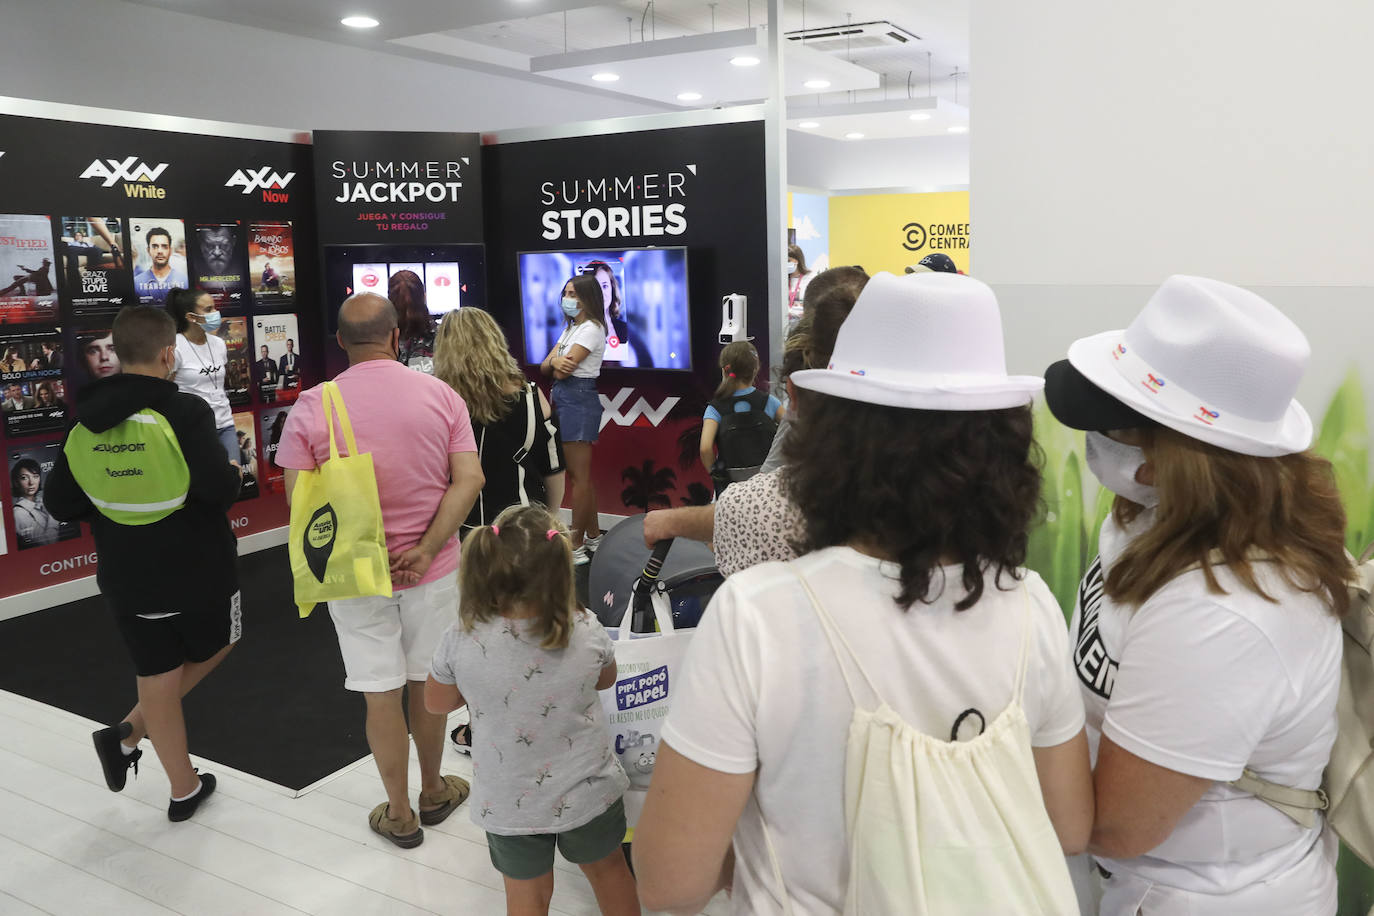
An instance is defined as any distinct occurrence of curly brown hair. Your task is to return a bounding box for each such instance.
[783,397,1043,611]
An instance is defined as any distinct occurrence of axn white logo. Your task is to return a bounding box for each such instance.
[599,389,679,431]
[225,167,296,195]
[80,157,169,187]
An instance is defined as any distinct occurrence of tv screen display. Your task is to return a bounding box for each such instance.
[518,247,690,370]
[323,243,485,333]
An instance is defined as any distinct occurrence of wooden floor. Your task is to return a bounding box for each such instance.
[0,691,727,915]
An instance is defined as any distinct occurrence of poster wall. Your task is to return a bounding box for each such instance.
[829,190,971,277]
[0,112,319,600]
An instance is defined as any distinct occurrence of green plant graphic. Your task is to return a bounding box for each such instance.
[1028,371,1374,914]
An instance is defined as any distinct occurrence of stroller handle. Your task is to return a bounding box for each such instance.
[630,538,676,632]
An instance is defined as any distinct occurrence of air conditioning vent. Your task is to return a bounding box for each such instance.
[784,20,921,50]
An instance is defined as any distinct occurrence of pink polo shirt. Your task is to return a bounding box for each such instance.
[275,358,476,589]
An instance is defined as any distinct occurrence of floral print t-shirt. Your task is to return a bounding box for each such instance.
[429,610,629,835]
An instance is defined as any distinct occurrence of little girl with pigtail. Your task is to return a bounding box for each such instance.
[425,504,637,914]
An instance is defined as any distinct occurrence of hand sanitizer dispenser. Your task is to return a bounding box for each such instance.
[720,293,748,343]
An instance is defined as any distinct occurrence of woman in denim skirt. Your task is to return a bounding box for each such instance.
[541,274,607,564]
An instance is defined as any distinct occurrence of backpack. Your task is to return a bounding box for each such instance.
[1228,546,1374,868]
[710,388,777,481]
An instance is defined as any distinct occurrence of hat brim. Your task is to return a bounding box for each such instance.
[1066,329,1313,457]
[1043,358,1154,431]
[792,368,1043,411]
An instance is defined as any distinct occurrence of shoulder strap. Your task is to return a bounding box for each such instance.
[744,388,770,412]
[794,569,883,706]
[514,382,537,463]
[758,796,798,916]
[1011,582,1035,704]
[321,382,360,461]
[1229,768,1327,829]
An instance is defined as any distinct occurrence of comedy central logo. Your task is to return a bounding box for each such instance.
[304,503,338,582]
[225,166,296,203]
[902,222,928,251]
[80,157,169,199]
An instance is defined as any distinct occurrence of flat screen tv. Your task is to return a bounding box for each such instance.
[322,243,486,333]
[517,246,691,370]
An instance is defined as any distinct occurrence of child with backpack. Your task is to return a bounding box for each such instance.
[424,504,637,916]
[699,341,784,495]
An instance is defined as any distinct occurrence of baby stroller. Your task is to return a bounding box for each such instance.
[588,514,723,633]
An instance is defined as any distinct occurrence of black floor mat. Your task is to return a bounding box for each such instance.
[0,545,369,791]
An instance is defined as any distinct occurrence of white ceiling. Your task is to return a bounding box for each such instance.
[125,0,970,138]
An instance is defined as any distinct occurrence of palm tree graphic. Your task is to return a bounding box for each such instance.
[620,460,677,512]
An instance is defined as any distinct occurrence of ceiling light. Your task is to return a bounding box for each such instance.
[340,15,379,28]
[948,125,969,133]
[804,79,831,90]
[909,112,931,121]
[592,72,620,82]
[798,121,820,129]
[676,91,703,102]
[845,132,865,140]
[730,55,761,67]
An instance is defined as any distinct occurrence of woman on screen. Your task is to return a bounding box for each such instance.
[585,259,648,368]
[541,275,606,565]
[11,458,62,548]
[389,269,436,374]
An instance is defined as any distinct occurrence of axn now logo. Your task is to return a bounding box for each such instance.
[598,389,679,431]
[80,157,169,199]
[226,166,296,203]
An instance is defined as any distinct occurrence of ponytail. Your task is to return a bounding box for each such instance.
[458,505,578,649]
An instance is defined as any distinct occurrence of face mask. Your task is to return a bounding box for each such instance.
[1084,430,1159,508]
[200,310,222,333]
[787,261,798,274]
[561,297,580,318]
[164,348,177,381]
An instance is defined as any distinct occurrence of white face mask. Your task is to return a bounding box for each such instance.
[1084,430,1159,508]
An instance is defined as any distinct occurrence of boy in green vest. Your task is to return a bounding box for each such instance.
[46,306,243,822]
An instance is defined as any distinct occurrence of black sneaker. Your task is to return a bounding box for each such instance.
[92,723,141,792]
[168,772,216,822]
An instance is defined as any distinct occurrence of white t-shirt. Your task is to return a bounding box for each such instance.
[1073,512,1342,896]
[555,320,605,379]
[173,333,232,429]
[662,547,1085,914]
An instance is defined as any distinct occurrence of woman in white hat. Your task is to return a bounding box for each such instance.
[633,272,1092,914]
[1043,275,1350,914]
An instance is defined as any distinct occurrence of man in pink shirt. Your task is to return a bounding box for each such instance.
[276,292,484,849]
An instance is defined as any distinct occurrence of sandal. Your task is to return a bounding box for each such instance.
[449,722,472,755]
[419,774,471,826]
[369,802,424,848]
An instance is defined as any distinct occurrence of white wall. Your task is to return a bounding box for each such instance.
[0,0,667,133]
[788,130,970,193]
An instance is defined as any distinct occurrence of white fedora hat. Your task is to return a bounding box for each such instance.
[1052,275,1312,457]
[792,271,1043,411]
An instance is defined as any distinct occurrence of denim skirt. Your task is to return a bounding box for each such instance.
[552,377,603,443]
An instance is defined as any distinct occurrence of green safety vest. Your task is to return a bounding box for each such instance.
[63,408,190,526]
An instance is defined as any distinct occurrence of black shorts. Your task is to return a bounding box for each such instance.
[114,591,242,677]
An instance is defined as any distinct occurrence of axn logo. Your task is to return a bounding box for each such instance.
[599,389,680,431]
[225,166,296,203]
[80,157,169,199]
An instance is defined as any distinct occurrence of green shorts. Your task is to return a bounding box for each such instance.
[487,798,627,880]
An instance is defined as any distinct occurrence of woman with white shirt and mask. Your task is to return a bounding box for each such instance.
[1043,275,1350,915]
[166,287,237,465]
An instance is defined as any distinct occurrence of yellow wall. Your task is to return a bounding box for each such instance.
[830,191,971,276]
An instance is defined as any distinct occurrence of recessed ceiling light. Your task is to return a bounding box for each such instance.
[340,15,379,28]
[730,55,761,67]
[592,72,620,82]
[909,112,931,121]
[798,121,820,129]
[845,131,865,140]
[676,91,703,101]
[948,125,969,133]
[803,79,831,90]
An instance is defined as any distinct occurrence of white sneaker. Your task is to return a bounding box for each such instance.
[572,545,591,565]
[583,533,603,553]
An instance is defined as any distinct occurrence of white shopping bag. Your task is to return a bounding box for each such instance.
[601,591,694,828]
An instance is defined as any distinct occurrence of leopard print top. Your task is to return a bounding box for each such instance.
[713,469,804,578]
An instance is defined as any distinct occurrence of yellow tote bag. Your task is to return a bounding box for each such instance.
[288,381,392,617]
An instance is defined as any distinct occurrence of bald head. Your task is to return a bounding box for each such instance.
[337,292,399,362]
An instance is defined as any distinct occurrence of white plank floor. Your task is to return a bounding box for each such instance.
[0,690,728,915]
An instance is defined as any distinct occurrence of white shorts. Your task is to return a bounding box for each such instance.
[328,575,458,692]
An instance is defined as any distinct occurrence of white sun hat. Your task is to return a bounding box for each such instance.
[791,271,1044,411]
[1059,274,1312,456]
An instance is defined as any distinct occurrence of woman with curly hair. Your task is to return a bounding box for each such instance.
[634,273,1091,914]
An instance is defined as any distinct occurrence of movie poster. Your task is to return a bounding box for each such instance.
[0,327,66,437]
[58,216,133,317]
[258,405,290,495]
[253,313,299,404]
[248,221,295,306]
[8,441,81,550]
[0,215,59,323]
[232,412,259,501]
[214,316,251,407]
[71,325,120,391]
[192,220,248,311]
[128,217,188,305]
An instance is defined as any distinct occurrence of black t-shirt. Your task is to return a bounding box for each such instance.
[463,383,565,533]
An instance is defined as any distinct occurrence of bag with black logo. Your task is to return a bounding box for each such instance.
[710,389,777,488]
[287,381,390,617]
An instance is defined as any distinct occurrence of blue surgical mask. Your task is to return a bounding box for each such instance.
[561,297,580,319]
[200,310,223,333]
